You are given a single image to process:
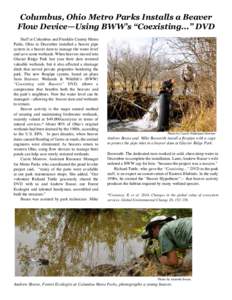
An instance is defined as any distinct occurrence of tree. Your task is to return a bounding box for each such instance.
[167,37,216,101]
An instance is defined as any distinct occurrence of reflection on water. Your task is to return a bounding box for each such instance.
[15,209,147,276]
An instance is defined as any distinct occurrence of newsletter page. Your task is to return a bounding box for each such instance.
[1,1,231,299]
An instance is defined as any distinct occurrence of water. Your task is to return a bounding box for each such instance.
[15,209,147,276]
[108,97,160,132]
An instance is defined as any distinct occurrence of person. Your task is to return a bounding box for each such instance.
[142,216,192,267]
[181,64,196,95]
[156,79,175,131]
[159,78,175,96]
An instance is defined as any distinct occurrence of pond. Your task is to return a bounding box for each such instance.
[15,209,148,276]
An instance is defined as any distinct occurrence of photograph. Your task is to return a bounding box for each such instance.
[2,2,230,299]
[107,37,216,132]
[15,208,192,276]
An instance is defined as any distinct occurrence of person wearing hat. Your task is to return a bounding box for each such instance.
[157,79,175,131]
[159,78,175,96]
[142,216,192,267]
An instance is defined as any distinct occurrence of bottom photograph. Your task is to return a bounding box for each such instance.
[15,208,192,277]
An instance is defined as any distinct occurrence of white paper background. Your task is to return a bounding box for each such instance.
[0,0,231,299]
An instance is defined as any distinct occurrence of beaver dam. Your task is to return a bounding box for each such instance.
[15,209,191,276]
[107,91,214,132]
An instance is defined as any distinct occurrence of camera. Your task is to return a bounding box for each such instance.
[141,229,153,240]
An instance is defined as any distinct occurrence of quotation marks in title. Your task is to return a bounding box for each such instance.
[189,23,215,30]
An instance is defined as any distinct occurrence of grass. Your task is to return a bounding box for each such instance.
[170,102,216,132]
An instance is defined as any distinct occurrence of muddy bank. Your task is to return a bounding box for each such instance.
[108,92,202,128]
[108,91,155,120]
[80,254,192,277]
